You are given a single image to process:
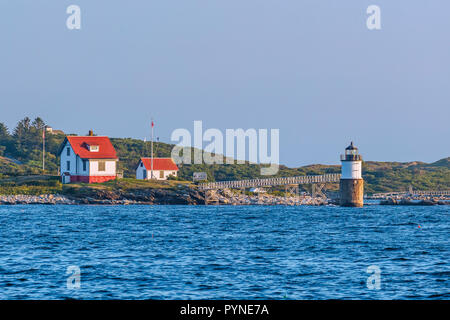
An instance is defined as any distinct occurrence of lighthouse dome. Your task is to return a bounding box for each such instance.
[346,141,358,151]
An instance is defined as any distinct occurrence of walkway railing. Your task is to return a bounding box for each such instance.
[199,173,341,190]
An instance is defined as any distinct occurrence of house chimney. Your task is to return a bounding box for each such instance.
[89,130,94,136]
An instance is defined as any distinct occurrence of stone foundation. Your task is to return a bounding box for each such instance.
[340,179,364,207]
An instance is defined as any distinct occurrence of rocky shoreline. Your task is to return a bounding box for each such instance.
[0,192,329,206]
[0,187,206,205]
[1,190,447,206]
[0,186,332,205]
[379,198,449,206]
[207,189,330,206]
[0,194,76,205]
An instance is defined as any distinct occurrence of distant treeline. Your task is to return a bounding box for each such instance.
[0,117,449,194]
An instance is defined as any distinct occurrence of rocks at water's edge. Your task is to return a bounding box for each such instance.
[0,194,76,205]
[207,189,329,206]
[0,187,332,206]
[2,191,447,206]
[0,188,205,205]
[379,198,448,206]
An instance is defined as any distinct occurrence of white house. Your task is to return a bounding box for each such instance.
[136,158,179,180]
[59,133,119,184]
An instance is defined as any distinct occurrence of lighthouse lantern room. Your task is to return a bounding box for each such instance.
[340,142,362,180]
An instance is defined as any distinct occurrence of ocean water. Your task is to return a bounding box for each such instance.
[0,205,448,300]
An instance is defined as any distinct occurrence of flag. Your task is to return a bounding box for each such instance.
[42,128,45,139]
[151,120,154,128]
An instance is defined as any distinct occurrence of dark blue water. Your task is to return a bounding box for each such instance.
[0,205,448,299]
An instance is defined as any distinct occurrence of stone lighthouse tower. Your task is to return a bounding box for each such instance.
[340,142,364,207]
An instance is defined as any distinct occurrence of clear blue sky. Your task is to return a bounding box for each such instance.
[1,1,449,166]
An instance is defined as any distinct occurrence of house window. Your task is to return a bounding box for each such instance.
[160,171,164,179]
[143,170,147,179]
[98,161,106,172]
[67,161,70,171]
[140,162,143,167]
[82,160,87,171]
[89,145,99,152]
[67,147,70,156]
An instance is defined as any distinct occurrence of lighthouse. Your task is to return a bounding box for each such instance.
[340,142,364,207]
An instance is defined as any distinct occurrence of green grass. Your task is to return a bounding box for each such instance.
[0,177,194,196]
[0,176,63,195]
[60,178,193,197]
[103,178,192,189]
[0,185,62,195]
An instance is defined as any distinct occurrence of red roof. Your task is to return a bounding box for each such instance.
[140,158,179,171]
[64,136,118,159]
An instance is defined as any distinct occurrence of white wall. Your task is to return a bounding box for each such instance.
[156,170,177,180]
[135,161,177,180]
[77,157,90,176]
[341,161,362,179]
[60,141,77,175]
[89,160,116,176]
[136,165,147,179]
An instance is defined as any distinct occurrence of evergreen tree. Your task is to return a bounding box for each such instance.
[0,123,9,139]
[13,117,31,136]
[12,117,41,159]
[0,123,11,156]
[32,117,46,130]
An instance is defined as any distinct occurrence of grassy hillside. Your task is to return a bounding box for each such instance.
[0,117,449,194]
[0,175,190,196]
[361,159,449,193]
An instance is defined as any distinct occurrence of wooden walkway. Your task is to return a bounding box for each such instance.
[199,173,341,191]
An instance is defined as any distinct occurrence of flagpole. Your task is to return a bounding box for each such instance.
[42,126,45,172]
[151,118,154,179]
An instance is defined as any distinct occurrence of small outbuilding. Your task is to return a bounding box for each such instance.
[136,158,179,180]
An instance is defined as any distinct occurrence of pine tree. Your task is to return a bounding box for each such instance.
[0,123,11,156]
[32,117,46,130]
[0,122,9,139]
